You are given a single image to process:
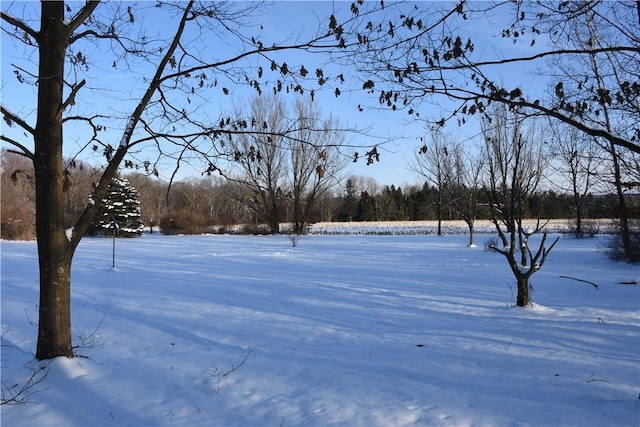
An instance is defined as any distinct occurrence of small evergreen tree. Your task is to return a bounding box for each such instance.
[87,177,144,237]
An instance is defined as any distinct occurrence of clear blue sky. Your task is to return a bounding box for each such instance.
[1,1,545,189]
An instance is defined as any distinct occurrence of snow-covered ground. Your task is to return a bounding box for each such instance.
[308,219,611,235]
[1,232,638,426]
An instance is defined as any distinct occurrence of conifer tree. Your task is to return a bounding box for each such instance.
[341,178,358,222]
[88,177,143,238]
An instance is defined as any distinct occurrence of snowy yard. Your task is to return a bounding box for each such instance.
[1,232,638,426]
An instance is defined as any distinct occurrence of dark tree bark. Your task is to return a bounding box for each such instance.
[516,276,530,307]
[34,1,74,359]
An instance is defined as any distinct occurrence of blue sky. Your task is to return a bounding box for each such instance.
[1,1,546,188]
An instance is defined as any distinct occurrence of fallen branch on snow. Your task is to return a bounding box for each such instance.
[559,275,599,289]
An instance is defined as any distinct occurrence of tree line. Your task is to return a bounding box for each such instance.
[1,148,627,239]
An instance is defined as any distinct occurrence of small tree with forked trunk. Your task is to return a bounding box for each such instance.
[482,104,559,307]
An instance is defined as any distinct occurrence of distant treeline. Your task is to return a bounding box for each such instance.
[2,150,632,239]
[331,180,623,223]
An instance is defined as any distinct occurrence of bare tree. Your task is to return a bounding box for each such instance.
[547,122,606,237]
[539,0,639,258]
[229,95,346,234]
[215,181,254,229]
[288,99,347,234]
[410,129,454,235]
[482,104,558,307]
[0,1,352,360]
[448,142,485,246]
[229,94,290,233]
[126,172,169,232]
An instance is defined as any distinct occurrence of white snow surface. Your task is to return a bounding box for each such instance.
[1,233,638,426]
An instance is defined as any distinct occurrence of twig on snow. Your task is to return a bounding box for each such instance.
[585,373,610,384]
[559,275,599,289]
[209,346,256,394]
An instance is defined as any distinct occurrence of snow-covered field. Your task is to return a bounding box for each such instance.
[308,219,612,235]
[1,232,638,426]
[309,220,534,235]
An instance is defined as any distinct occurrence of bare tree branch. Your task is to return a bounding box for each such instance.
[68,1,197,252]
[1,104,35,136]
[66,1,101,36]
[58,79,86,120]
[0,135,34,160]
[0,10,38,43]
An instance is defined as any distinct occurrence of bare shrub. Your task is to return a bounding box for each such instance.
[605,219,640,263]
[241,223,273,235]
[566,219,601,238]
[1,216,36,240]
[160,210,212,235]
[286,230,301,247]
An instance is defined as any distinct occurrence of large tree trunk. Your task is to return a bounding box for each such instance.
[34,1,74,360]
[36,253,73,359]
[516,275,531,307]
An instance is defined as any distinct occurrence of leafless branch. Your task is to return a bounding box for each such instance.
[66,1,101,41]
[1,104,35,137]
[559,275,599,289]
[0,363,50,406]
[208,346,256,394]
[0,135,34,160]
[0,10,38,43]
[58,79,86,119]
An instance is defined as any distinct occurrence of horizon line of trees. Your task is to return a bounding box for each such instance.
[2,148,633,240]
